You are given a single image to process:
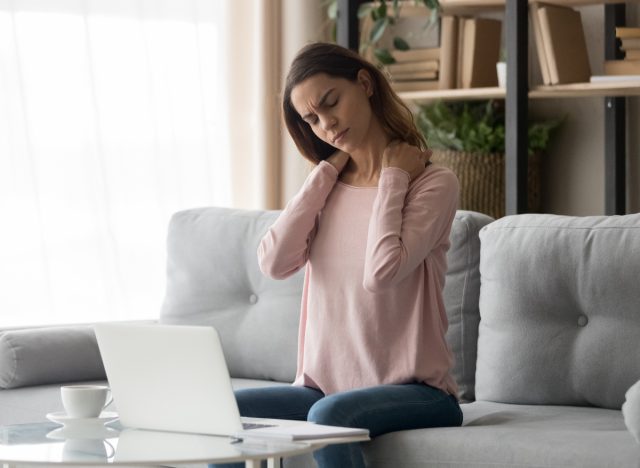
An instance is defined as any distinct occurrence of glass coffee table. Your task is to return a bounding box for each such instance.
[0,418,369,468]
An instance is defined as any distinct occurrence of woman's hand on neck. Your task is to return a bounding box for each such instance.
[340,122,391,186]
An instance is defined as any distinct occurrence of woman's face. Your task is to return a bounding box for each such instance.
[290,71,376,154]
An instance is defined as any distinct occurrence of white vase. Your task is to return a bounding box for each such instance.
[496,62,507,88]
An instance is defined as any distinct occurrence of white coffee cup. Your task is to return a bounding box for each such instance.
[60,385,113,419]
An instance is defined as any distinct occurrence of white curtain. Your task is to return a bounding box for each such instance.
[0,0,231,327]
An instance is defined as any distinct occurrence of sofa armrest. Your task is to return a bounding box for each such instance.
[0,326,107,389]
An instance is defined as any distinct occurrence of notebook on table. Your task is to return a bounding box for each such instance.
[94,323,369,442]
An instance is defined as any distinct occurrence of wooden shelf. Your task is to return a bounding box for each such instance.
[397,87,505,102]
[398,82,640,102]
[530,81,640,97]
[440,0,632,14]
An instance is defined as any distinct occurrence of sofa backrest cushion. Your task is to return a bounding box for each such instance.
[475,213,640,409]
[160,207,492,397]
[445,210,494,401]
[160,208,303,383]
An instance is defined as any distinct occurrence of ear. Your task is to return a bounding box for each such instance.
[357,69,374,97]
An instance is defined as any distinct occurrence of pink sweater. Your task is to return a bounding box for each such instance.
[258,161,459,396]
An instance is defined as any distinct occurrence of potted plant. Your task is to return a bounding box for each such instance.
[326,0,441,65]
[416,100,563,218]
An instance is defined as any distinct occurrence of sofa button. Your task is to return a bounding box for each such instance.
[249,294,258,304]
[577,315,588,327]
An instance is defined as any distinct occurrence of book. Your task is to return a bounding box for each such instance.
[236,422,370,442]
[590,74,640,83]
[391,69,438,80]
[459,17,502,88]
[538,4,591,84]
[392,47,440,62]
[620,37,640,50]
[386,60,439,74]
[456,16,466,88]
[438,15,458,89]
[604,59,640,75]
[530,2,552,85]
[624,49,640,60]
[391,79,440,92]
[615,27,640,39]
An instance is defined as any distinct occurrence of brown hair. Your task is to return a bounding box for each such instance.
[283,42,427,164]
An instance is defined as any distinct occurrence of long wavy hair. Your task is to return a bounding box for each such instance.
[283,42,427,164]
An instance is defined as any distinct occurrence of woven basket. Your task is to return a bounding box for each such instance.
[431,150,541,219]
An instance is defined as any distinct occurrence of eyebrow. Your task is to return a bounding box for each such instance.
[301,88,335,122]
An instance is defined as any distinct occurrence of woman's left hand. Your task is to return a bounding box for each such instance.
[382,141,432,181]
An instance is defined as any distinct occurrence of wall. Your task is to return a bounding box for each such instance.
[280,0,328,205]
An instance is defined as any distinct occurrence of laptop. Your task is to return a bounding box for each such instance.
[94,323,369,441]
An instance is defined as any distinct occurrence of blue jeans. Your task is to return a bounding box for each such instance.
[209,382,462,468]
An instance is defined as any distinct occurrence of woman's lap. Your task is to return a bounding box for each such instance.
[307,382,462,437]
[235,382,461,435]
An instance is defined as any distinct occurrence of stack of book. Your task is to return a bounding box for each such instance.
[597,27,640,80]
[530,2,591,85]
[455,17,501,89]
[385,47,440,92]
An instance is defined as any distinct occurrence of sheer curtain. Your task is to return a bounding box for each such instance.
[0,0,232,327]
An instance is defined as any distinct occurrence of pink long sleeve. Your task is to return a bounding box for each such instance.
[259,163,460,396]
[257,161,338,280]
[363,167,459,292]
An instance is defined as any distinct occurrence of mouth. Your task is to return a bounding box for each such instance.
[332,128,349,145]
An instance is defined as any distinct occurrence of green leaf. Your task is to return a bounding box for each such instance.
[415,100,562,155]
[374,48,396,65]
[392,0,400,17]
[376,0,387,19]
[393,37,410,50]
[327,0,338,20]
[370,17,389,44]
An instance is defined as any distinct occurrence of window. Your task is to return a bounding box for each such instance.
[0,0,230,327]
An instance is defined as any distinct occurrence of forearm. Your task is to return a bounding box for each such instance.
[258,161,339,279]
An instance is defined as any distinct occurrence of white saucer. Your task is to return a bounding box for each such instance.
[47,425,120,441]
[46,411,119,428]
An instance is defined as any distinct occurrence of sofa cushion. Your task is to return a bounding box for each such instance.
[363,401,640,467]
[476,213,640,409]
[160,207,492,397]
[623,379,640,444]
[0,327,106,389]
[443,210,493,402]
[160,208,304,383]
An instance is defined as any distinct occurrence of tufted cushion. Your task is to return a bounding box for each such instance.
[444,210,493,401]
[160,207,491,394]
[476,213,640,409]
[160,208,303,383]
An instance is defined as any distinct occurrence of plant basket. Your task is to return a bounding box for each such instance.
[431,150,541,219]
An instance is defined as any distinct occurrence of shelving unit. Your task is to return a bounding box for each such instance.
[336,0,633,215]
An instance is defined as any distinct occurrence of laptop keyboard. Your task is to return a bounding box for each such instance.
[242,422,277,430]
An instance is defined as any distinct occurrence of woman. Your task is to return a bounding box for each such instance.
[217,42,461,468]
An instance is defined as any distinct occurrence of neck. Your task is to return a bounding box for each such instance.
[343,120,391,184]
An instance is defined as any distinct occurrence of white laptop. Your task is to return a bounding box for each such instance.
[94,323,369,441]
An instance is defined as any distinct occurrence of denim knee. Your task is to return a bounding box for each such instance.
[307,395,353,427]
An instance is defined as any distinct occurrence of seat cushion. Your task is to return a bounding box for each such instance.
[363,401,640,468]
[476,213,640,409]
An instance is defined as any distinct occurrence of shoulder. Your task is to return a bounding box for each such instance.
[408,164,459,200]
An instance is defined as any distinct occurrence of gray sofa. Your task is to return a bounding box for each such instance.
[1,206,640,468]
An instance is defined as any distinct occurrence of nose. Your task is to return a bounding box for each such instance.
[319,114,337,132]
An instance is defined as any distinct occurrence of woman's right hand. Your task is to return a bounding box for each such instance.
[325,150,350,174]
